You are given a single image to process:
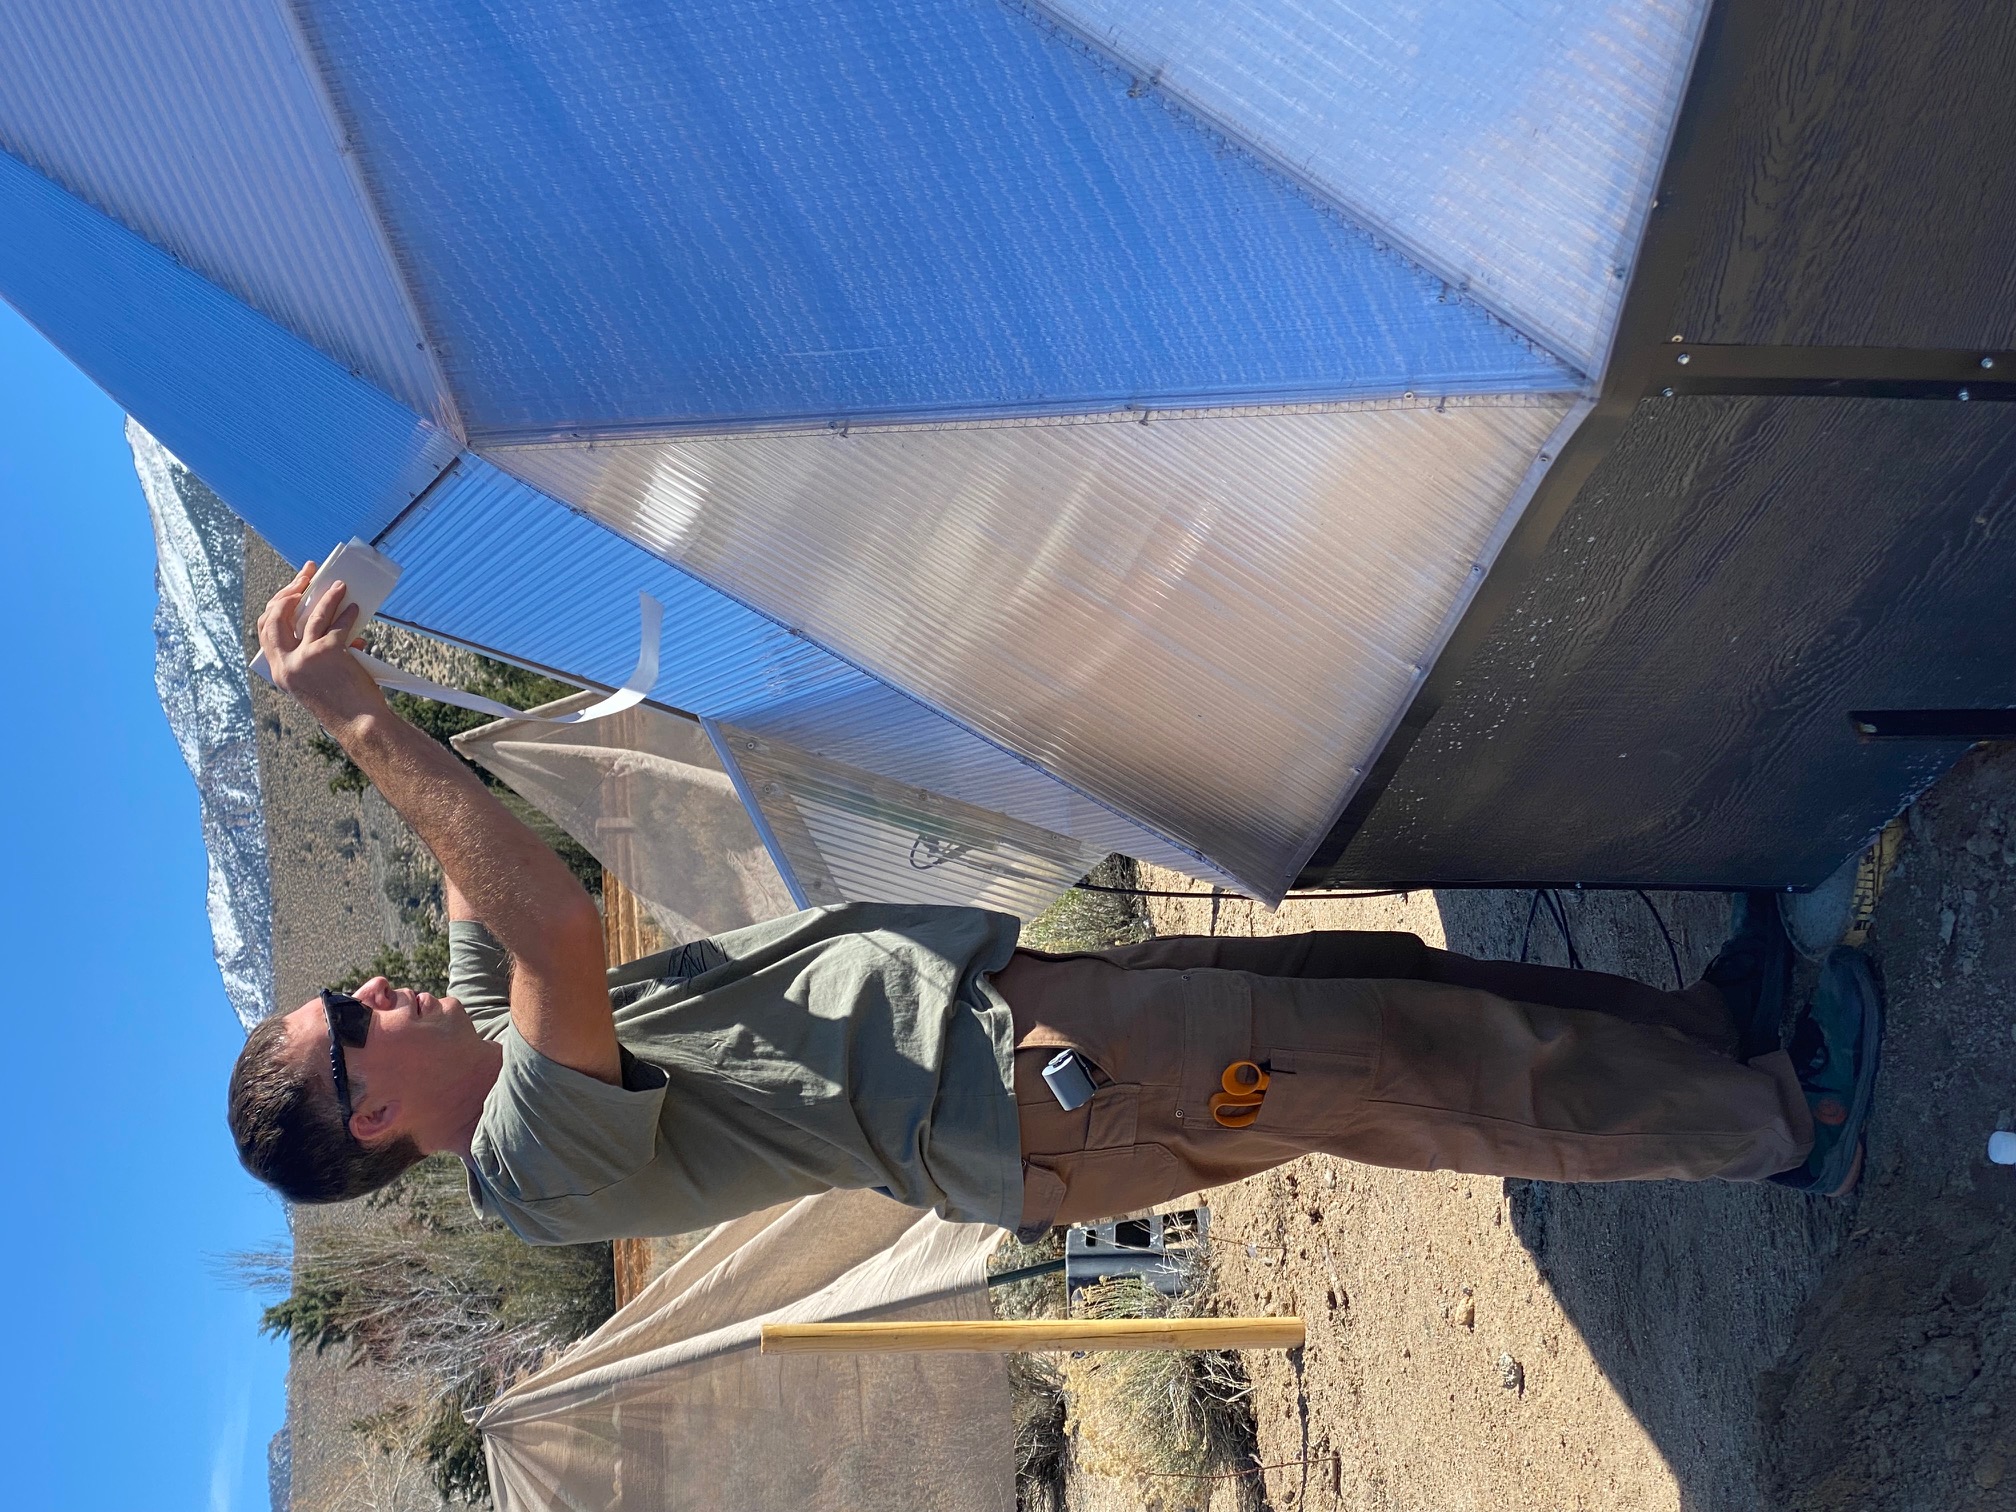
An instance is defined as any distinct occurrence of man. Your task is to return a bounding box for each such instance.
[230,563,1879,1246]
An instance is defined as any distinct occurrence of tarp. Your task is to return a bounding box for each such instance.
[477,1189,1014,1512]
[453,692,1105,926]
[452,693,799,944]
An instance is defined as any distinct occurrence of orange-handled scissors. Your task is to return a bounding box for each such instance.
[1209,1060,1271,1128]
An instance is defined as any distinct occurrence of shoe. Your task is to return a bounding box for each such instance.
[1701,891,1795,1059]
[1770,947,1883,1197]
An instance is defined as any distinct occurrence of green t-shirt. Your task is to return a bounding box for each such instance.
[450,903,1023,1244]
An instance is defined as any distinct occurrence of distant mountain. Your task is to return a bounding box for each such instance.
[135,422,274,1030]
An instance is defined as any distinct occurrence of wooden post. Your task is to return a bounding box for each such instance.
[605,869,665,1309]
[759,1317,1304,1355]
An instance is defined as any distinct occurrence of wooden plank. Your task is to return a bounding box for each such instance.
[601,870,664,969]
[1322,396,2016,887]
[612,1237,653,1308]
[1672,2,2016,352]
[759,1317,1305,1355]
[603,868,664,1307]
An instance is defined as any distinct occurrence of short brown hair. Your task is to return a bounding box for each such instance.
[227,1010,424,1203]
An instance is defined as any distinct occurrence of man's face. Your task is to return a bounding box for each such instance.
[279,977,473,1142]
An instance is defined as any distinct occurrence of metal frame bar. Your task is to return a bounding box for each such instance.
[700,717,816,909]
[1851,709,2016,742]
[1650,344,2016,401]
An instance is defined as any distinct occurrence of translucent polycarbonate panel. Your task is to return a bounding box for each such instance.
[488,396,1579,898]
[0,0,448,424]
[377,457,861,719]
[453,697,799,942]
[297,0,1571,437]
[734,680,1245,892]
[1040,0,1707,371]
[0,149,456,564]
[712,723,1106,921]
[376,456,1241,889]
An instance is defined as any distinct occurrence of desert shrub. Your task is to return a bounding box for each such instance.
[1020,854,1153,953]
[239,1155,615,1505]
[1058,1268,1265,1511]
[332,935,452,998]
[989,1232,1071,1510]
[1009,1352,1071,1512]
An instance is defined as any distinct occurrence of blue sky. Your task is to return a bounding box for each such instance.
[0,301,289,1509]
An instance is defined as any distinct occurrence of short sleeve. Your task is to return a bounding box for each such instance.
[448,920,513,1034]
[471,1029,670,1216]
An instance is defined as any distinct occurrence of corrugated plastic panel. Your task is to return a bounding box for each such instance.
[296,0,1572,437]
[0,0,449,425]
[732,679,1243,890]
[714,722,1106,920]
[487,396,1579,898]
[376,457,860,718]
[0,148,456,563]
[1039,0,1706,372]
[377,456,1243,888]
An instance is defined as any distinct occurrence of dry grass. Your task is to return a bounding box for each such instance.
[1058,1268,1264,1509]
[991,1233,1268,1512]
[989,1232,1072,1511]
[1019,855,1153,953]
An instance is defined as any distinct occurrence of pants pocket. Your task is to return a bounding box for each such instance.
[1248,1047,1374,1133]
[1048,1145,1184,1228]
[1086,1083,1140,1149]
[1176,972,1255,1130]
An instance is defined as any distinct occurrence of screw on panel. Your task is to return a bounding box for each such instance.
[1669,334,1684,342]
[1675,352,1691,365]
[1960,389,1972,401]
[1982,357,1996,369]
[1661,387,1675,398]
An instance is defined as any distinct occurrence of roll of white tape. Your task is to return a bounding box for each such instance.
[253,539,662,725]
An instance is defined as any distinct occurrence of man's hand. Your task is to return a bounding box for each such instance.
[256,561,387,734]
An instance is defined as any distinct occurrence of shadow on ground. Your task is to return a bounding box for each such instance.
[1439,743,2016,1511]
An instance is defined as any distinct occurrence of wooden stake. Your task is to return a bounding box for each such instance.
[759,1317,1305,1355]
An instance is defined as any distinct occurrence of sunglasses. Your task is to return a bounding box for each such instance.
[321,988,372,1129]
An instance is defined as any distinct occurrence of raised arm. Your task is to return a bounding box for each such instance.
[257,562,621,1084]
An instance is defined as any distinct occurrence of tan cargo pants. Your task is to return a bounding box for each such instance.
[993,932,1813,1238]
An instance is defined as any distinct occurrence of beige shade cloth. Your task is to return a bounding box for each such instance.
[455,690,1100,929]
[452,692,800,943]
[477,1188,1014,1512]
[709,718,1105,921]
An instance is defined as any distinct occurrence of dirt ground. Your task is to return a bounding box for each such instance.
[1135,742,2016,1512]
